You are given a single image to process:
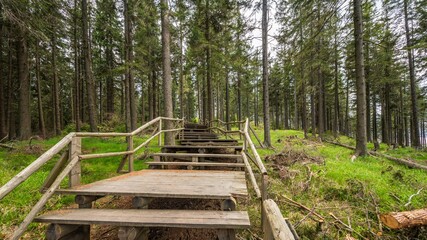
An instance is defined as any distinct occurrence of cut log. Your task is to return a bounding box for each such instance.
[380,208,427,229]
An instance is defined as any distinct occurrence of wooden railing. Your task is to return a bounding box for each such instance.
[238,118,297,240]
[0,116,184,239]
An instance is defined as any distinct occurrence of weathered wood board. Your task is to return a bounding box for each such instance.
[56,170,248,199]
[35,209,251,229]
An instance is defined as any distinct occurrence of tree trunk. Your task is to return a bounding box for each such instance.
[353,0,367,156]
[106,45,114,116]
[225,68,230,130]
[372,92,378,142]
[17,31,31,140]
[7,32,15,139]
[73,0,81,131]
[52,35,61,135]
[35,42,46,138]
[0,21,6,139]
[333,32,340,138]
[124,0,136,130]
[161,0,174,145]
[404,0,420,148]
[205,0,212,124]
[82,0,98,132]
[179,20,184,119]
[262,0,271,147]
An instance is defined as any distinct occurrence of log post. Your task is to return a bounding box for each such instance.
[218,229,236,240]
[132,197,152,209]
[221,197,237,211]
[380,208,427,229]
[118,227,148,240]
[68,137,81,188]
[46,224,80,240]
[128,135,134,172]
[158,118,162,146]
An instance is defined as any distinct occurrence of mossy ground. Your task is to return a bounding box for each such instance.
[1,127,426,239]
[246,127,427,239]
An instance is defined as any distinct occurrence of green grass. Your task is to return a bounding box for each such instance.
[1,127,426,239]
[0,133,160,239]
[247,128,427,239]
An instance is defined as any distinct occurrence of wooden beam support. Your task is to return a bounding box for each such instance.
[46,224,80,240]
[75,195,101,205]
[40,151,69,193]
[118,227,148,240]
[218,229,236,240]
[221,197,237,211]
[132,197,153,209]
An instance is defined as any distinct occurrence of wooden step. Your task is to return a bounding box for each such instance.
[147,162,245,168]
[184,128,210,132]
[181,136,219,140]
[179,139,238,143]
[35,209,251,229]
[184,123,208,129]
[150,153,242,159]
[179,141,239,146]
[55,170,248,199]
[161,145,243,150]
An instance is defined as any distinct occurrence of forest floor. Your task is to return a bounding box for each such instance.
[0,127,426,239]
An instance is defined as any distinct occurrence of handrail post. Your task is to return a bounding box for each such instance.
[158,118,162,146]
[128,136,134,172]
[68,137,81,188]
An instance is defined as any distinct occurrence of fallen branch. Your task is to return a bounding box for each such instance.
[380,208,427,229]
[0,143,14,150]
[281,194,325,223]
[325,141,427,171]
[0,134,8,143]
[369,192,383,233]
[329,213,366,239]
[404,188,423,207]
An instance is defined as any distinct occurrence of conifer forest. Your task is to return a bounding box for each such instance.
[0,0,426,150]
[1,0,427,239]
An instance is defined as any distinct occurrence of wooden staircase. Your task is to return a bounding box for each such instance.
[2,118,298,240]
[33,122,250,240]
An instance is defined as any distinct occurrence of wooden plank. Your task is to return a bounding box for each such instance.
[263,199,295,240]
[55,170,248,199]
[150,153,242,158]
[161,145,243,149]
[179,139,238,142]
[35,209,251,229]
[0,132,75,200]
[147,162,245,168]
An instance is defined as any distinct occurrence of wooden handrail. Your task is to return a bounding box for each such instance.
[2,117,184,239]
[243,119,267,175]
[0,132,76,200]
[241,152,261,198]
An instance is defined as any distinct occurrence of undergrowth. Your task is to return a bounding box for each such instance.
[1,126,426,239]
[249,127,427,239]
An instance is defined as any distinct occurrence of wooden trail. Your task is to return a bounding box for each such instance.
[1,118,298,240]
